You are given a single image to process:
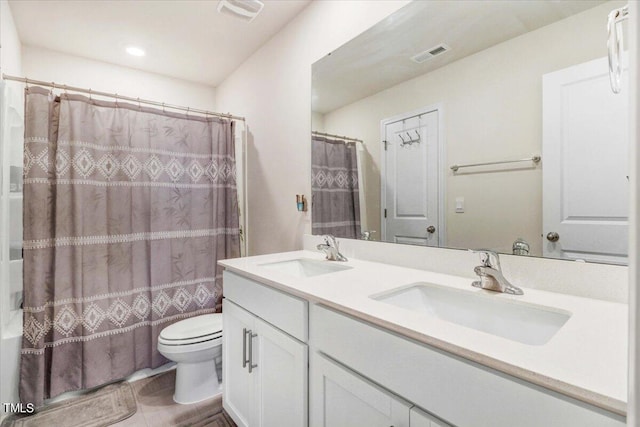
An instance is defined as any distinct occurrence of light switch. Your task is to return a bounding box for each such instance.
[455,197,464,213]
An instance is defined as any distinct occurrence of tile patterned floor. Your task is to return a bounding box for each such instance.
[113,370,232,427]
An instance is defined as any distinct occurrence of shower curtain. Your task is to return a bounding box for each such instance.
[311,135,361,239]
[20,87,240,406]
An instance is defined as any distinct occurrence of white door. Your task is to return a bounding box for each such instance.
[542,56,628,264]
[382,109,440,246]
[254,316,308,427]
[309,352,411,427]
[223,300,255,427]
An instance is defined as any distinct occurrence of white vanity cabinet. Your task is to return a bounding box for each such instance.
[222,272,308,427]
[310,304,626,427]
[220,264,626,427]
[310,351,412,427]
[310,351,449,427]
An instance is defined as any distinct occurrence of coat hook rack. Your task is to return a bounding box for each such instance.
[398,129,421,147]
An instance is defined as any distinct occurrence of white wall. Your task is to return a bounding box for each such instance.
[0,0,23,415]
[0,0,22,76]
[628,3,639,425]
[311,111,325,133]
[216,0,410,255]
[321,1,620,256]
[0,0,23,313]
[21,46,216,111]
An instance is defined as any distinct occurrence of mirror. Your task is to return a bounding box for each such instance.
[311,0,629,265]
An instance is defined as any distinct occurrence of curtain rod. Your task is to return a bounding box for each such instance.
[1,74,245,122]
[312,130,363,144]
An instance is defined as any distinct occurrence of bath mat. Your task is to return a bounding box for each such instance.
[1,382,136,427]
[177,406,236,427]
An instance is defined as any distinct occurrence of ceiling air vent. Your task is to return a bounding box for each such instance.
[410,44,450,64]
[217,0,264,22]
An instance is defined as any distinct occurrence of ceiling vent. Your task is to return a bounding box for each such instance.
[217,0,264,22]
[410,44,450,64]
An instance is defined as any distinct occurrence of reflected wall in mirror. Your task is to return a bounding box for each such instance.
[311,0,629,265]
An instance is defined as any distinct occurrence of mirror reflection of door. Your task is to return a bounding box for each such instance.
[543,56,629,264]
[382,108,441,246]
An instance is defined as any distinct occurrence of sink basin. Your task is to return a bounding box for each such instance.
[372,283,571,345]
[259,258,352,278]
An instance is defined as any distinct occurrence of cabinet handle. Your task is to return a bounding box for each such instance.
[242,328,249,368]
[248,331,258,373]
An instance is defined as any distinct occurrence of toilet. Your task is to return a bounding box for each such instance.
[157,313,223,404]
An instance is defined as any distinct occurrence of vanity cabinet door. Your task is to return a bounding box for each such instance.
[310,352,411,427]
[254,316,308,427]
[223,299,256,427]
[224,299,308,427]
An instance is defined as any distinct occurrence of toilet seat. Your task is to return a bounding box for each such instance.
[159,313,222,346]
[158,332,222,346]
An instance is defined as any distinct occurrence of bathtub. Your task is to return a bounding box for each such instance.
[1,310,22,420]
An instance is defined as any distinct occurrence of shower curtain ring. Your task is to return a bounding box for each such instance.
[186,106,190,117]
[162,102,166,113]
[115,93,119,107]
[25,78,29,89]
[89,88,92,101]
[137,97,141,110]
[50,82,55,95]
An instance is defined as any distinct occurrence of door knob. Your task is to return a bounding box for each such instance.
[546,232,560,242]
[427,226,436,234]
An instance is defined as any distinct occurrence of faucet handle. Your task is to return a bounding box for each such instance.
[469,249,501,270]
[323,234,338,248]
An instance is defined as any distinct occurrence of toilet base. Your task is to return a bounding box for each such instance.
[173,358,222,404]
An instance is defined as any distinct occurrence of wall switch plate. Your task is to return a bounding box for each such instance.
[455,197,464,213]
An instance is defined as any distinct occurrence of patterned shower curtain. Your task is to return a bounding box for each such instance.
[20,87,240,406]
[311,135,361,239]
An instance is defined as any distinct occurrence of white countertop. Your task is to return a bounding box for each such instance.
[219,250,628,416]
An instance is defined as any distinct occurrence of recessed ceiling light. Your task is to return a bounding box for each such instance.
[126,46,145,57]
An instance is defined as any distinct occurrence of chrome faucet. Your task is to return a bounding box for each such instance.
[512,238,530,256]
[317,235,348,262]
[360,230,376,241]
[470,249,523,295]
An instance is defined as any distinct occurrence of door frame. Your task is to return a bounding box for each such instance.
[380,103,446,246]
[235,121,248,257]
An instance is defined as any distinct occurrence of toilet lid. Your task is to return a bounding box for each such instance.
[160,314,223,341]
